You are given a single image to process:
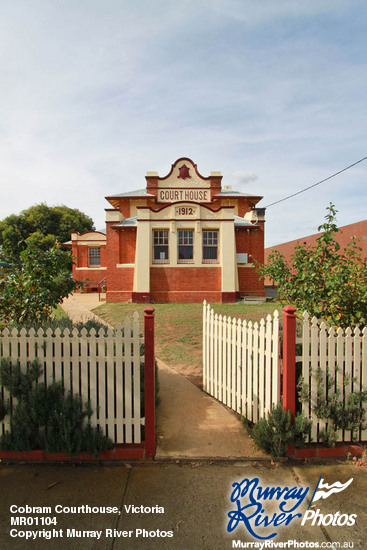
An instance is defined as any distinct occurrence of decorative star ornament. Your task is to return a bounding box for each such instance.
[178,164,191,180]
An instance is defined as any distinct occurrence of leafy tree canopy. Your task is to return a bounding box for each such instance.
[0,241,82,326]
[0,203,94,259]
[256,204,367,328]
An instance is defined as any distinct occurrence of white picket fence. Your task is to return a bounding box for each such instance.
[203,301,280,422]
[0,313,144,444]
[297,312,367,443]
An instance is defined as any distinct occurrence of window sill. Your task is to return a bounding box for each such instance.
[202,260,219,264]
[76,266,106,270]
[177,260,194,264]
[152,260,170,265]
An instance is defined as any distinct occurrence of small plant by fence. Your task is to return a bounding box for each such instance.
[203,301,280,423]
[0,309,157,457]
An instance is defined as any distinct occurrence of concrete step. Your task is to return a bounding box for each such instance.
[239,296,268,303]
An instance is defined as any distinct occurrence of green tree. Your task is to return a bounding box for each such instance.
[0,203,94,259]
[256,204,367,328]
[0,241,82,326]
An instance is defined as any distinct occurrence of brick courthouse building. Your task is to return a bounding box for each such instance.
[70,158,266,303]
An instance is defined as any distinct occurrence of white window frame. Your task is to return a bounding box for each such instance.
[153,230,169,264]
[178,229,194,264]
[88,247,101,267]
[202,230,219,264]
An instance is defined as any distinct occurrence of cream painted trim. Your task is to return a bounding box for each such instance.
[151,264,220,268]
[75,267,107,271]
[73,241,106,246]
[116,263,135,268]
[106,210,123,223]
[237,263,254,267]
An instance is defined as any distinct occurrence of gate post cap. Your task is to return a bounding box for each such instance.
[144,306,155,316]
[283,305,297,315]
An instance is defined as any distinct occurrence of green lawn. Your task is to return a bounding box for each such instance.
[52,305,69,319]
[93,301,281,385]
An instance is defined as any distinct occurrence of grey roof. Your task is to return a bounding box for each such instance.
[95,228,106,234]
[234,216,252,227]
[112,216,251,228]
[112,216,138,227]
[106,189,155,198]
[215,190,261,198]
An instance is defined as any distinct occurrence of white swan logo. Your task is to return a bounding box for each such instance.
[310,477,353,504]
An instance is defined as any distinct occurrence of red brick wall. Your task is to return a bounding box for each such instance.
[235,225,264,295]
[72,244,107,269]
[237,198,251,217]
[106,290,133,302]
[72,268,107,283]
[105,224,135,294]
[106,267,134,293]
[238,267,265,296]
[119,199,130,218]
[150,267,221,291]
[149,267,221,303]
[106,223,120,269]
[71,242,107,287]
[151,291,222,303]
[119,228,136,264]
[235,225,264,264]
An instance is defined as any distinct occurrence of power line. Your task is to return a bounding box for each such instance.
[263,155,367,208]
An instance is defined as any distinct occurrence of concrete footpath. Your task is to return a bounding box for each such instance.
[0,461,365,549]
[155,360,265,459]
[60,294,110,326]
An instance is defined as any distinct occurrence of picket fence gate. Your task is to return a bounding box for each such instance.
[0,314,145,445]
[297,312,367,444]
[203,301,280,422]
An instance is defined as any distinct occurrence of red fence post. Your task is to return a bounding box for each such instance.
[144,306,156,458]
[282,305,297,423]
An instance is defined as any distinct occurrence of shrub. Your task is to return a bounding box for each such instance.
[250,403,312,457]
[8,316,109,336]
[299,368,367,446]
[0,359,112,456]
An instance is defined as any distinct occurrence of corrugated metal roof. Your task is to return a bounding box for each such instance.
[106,189,155,198]
[234,216,252,226]
[112,216,138,227]
[215,190,262,198]
[111,215,253,227]
[111,215,252,227]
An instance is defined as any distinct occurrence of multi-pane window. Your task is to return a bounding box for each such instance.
[203,230,218,263]
[153,230,169,263]
[88,247,101,266]
[178,230,194,263]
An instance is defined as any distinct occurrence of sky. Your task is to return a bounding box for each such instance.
[1,0,367,247]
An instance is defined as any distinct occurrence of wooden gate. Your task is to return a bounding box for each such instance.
[203,301,280,422]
